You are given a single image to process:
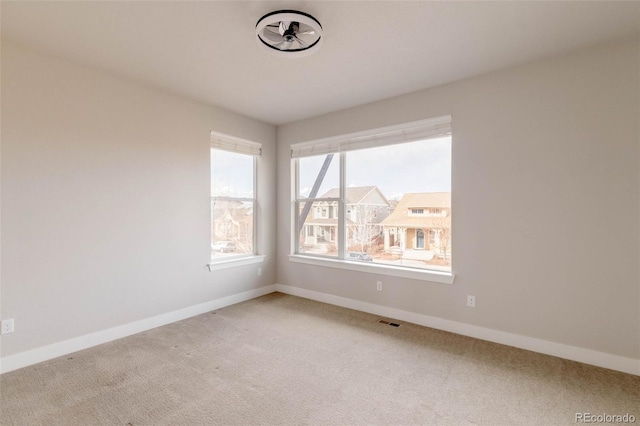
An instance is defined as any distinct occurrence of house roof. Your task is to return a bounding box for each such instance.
[319,186,388,205]
[380,192,451,228]
[399,192,450,208]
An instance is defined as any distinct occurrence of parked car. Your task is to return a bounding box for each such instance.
[212,241,236,253]
[347,252,373,262]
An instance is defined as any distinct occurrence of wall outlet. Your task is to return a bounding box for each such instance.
[1,318,15,334]
[376,281,383,291]
[257,268,262,277]
[467,295,476,308]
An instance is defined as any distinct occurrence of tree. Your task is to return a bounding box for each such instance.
[431,216,451,261]
[350,205,382,253]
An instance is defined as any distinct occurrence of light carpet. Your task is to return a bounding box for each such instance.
[1,292,638,425]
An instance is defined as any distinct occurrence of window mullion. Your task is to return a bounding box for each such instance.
[292,159,299,255]
[253,156,258,255]
[338,152,346,259]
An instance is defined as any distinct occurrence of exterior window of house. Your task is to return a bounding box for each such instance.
[210,132,261,262]
[292,115,452,274]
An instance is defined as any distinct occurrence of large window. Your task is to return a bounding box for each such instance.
[211,132,261,262]
[292,116,452,273]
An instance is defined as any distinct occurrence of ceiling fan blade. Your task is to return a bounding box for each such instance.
[279,21,290,35]
[265,25,281,35]
[294,36,307,48]
[297,30,316,36]
[262,29,284,43]
[279,41,293,51]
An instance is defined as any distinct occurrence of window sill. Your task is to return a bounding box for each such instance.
[208,255,265,271]
[288,255,454,284]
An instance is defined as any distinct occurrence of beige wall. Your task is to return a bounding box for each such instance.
[2,36,638,367]
[277,38,640,359]
[1,41,277,357]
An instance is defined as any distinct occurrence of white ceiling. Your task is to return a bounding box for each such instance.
[2,1,639,125]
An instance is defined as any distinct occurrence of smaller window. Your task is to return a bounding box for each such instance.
[411,208,424,215]
[210,132,261,262]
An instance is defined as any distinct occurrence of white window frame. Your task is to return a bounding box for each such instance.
[290,115,454,284]
[208,131,264,271]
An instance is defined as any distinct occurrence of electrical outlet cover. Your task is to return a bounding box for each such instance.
[1,318,15,334]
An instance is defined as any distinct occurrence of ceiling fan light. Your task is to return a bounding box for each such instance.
[255,10,323,58]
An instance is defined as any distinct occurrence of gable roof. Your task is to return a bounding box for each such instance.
[398,192,450,208]
[319,186,388,205]
[380,192,451,228]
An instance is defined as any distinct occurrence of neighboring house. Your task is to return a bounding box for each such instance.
[301,186,391,252]
[212,199,253,249]
[380,192,451,259]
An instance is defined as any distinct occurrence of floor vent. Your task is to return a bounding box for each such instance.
[378,319,400,327]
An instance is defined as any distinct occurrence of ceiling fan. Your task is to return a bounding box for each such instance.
[255,10,323,57]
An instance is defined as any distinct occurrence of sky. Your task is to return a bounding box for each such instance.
[211,149,254,198]
[298,136,451,201]
[211,136,452,201]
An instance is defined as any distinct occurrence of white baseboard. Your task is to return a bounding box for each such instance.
[0,285,277,374]
[4,283,638,376]
[274,284,640,376]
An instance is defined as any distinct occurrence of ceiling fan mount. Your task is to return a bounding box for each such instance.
[255,10,323,58]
